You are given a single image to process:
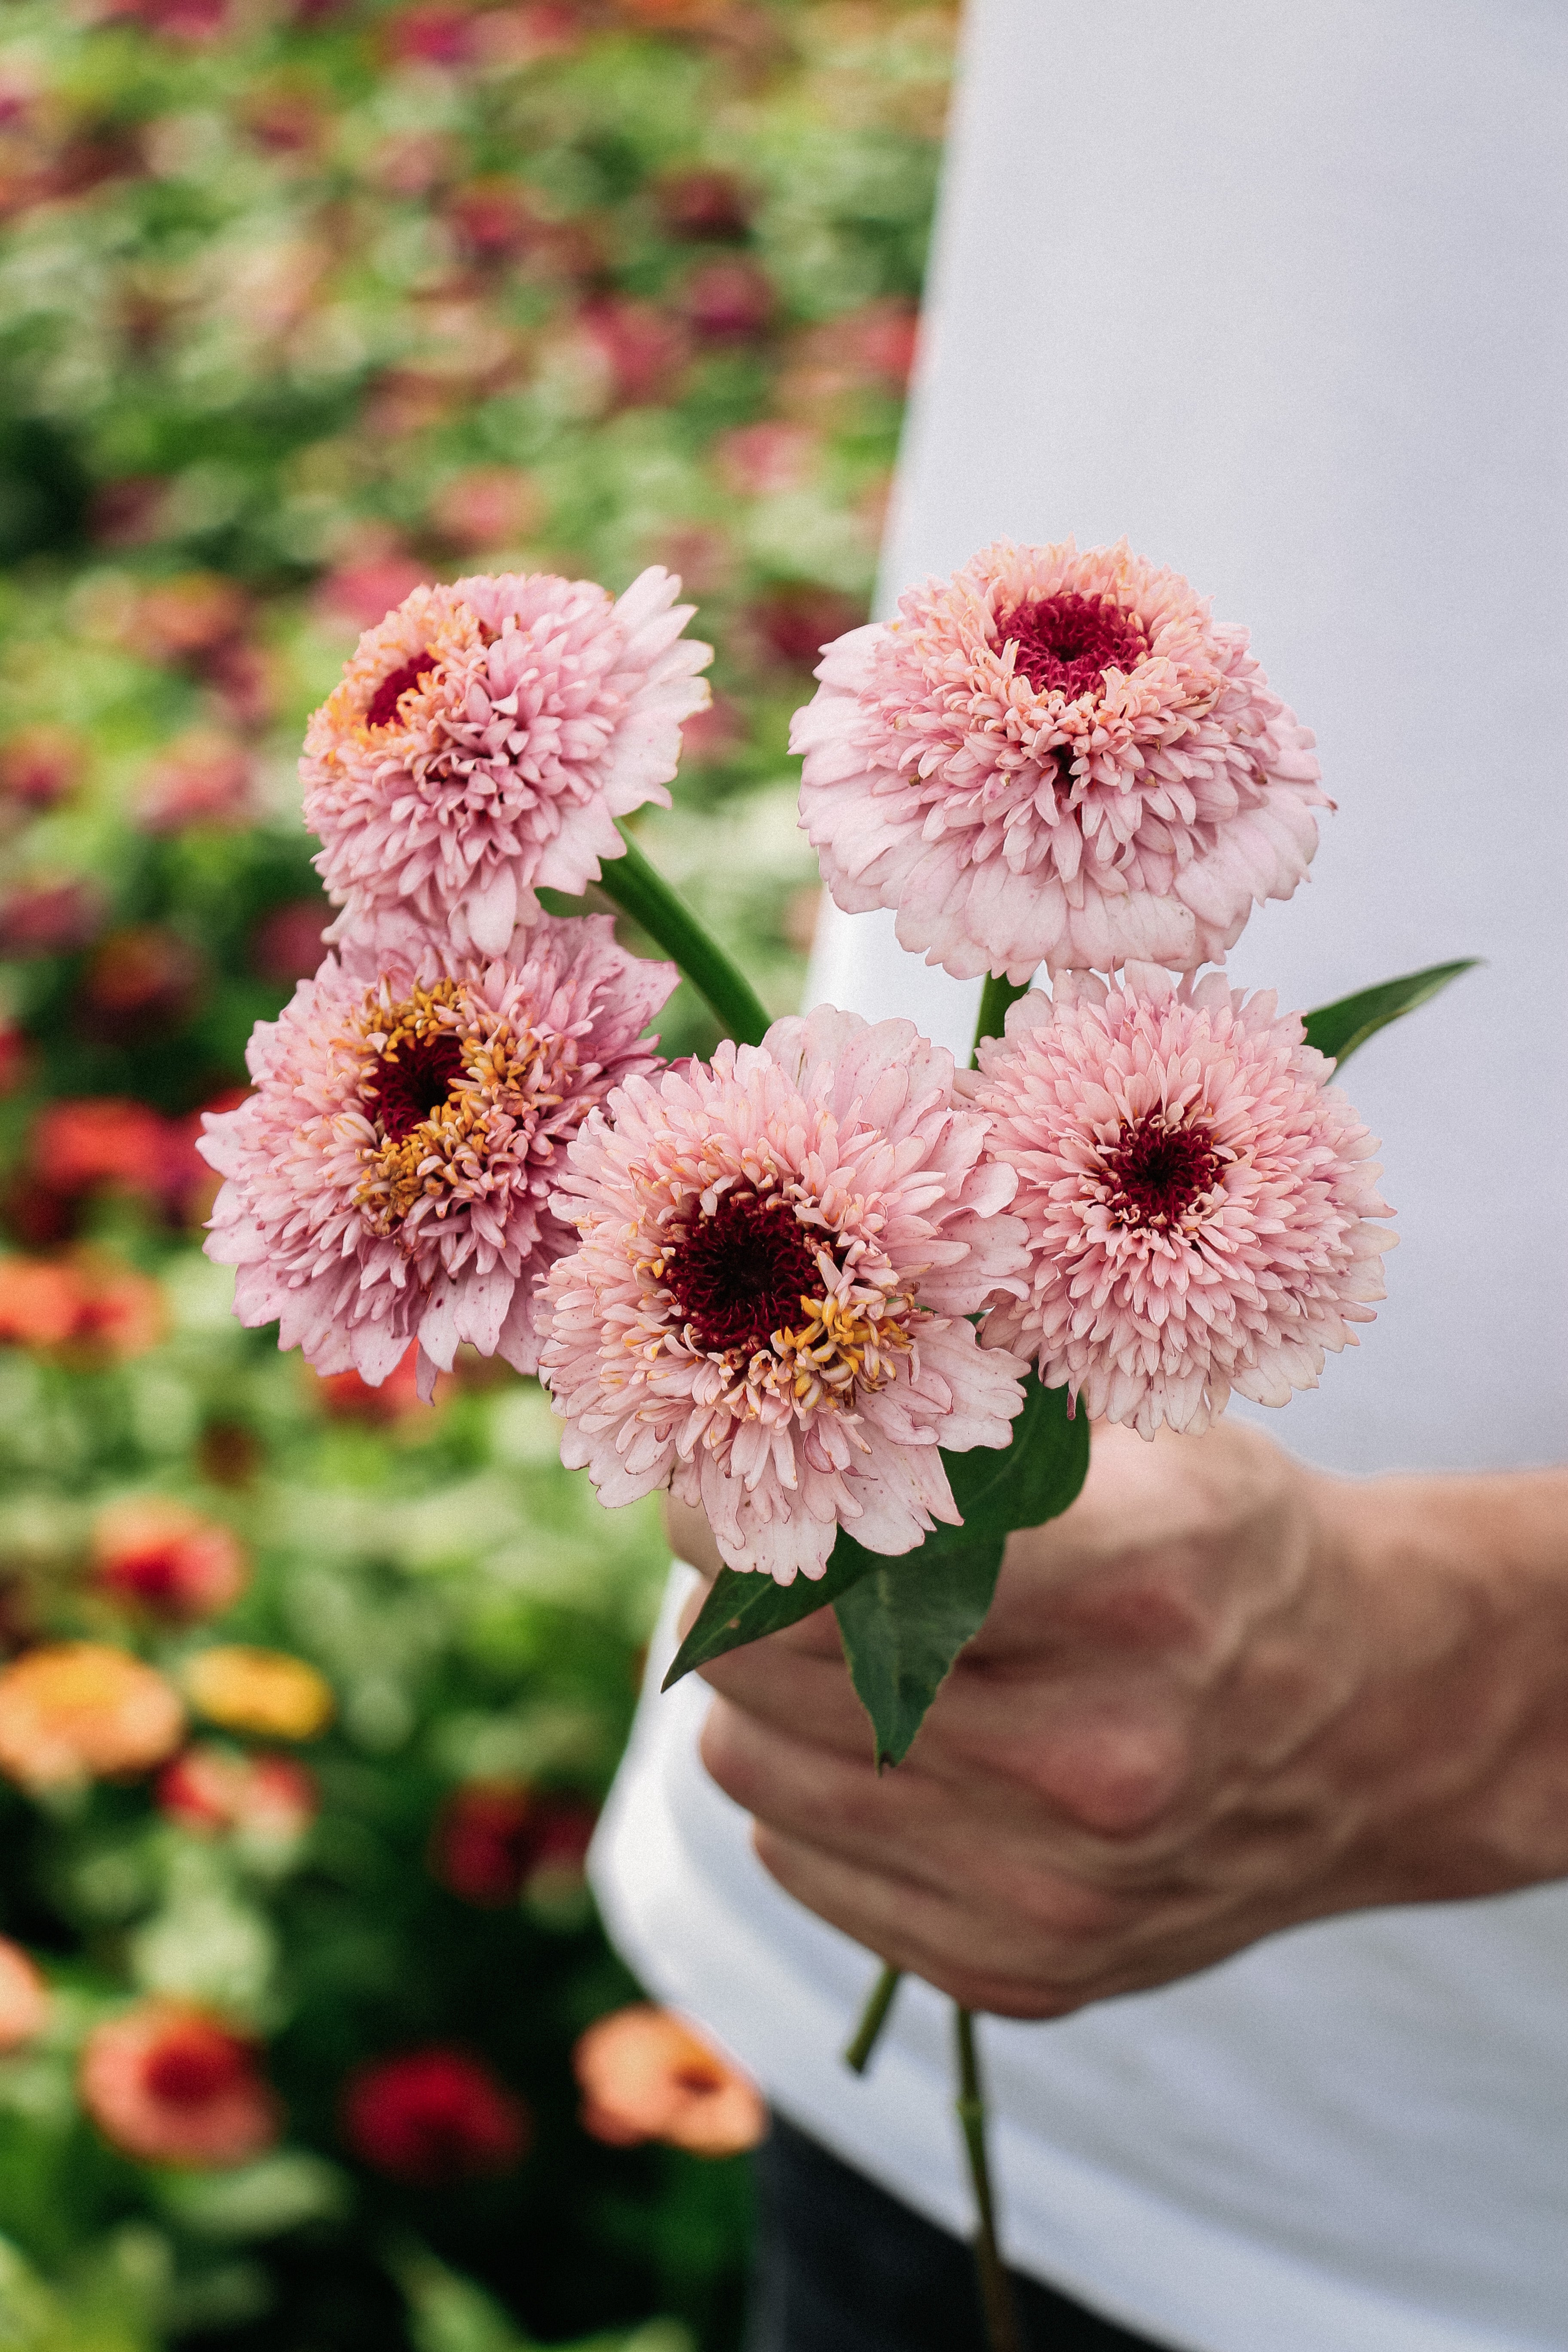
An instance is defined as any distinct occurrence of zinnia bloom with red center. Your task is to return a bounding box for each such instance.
[540,1007,1029,1586]
[92,1498,247,1623]
[200,912,673,1397]
[969,970,1396,1437]
[300,569,711,957]
[342,2049,530,2185]
[430,1780,597,1907]
[791,539,1327,982]
[573,2006,764,2157]
[80,2002,279,2169]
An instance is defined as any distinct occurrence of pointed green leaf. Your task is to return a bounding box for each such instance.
[662,1535,882,1690]
[1302,959,1477,1069]
[833,1536,1005,1768]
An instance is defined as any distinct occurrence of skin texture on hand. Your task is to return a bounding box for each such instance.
[668,1425,1568,2019]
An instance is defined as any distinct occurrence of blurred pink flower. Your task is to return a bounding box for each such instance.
[302,569,710,955]
[0,878,105,958]
[971,969,1395,1437]
[681,256,774,343]
[576,296,689,409]
[793,539,1327,981]
[540,1007,1029,1585]
[714,422,820,499]
[429,466,542,554]
[249,898,330,989]
[314,551,431,634]
[135,730,257,834]
[81,2003,278,2168]
[201,912,674,1396]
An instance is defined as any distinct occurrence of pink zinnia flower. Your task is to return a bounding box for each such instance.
[301,569,712,956]
[792,539,1327,981]
[80,2002,279,2170]
[200,913,674,1397]
[970,970,1396,1437]
[539,1008,1029,1586]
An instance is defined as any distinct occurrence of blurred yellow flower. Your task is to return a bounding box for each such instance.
[184,1648,334,1742]
[0,1643,186,1793]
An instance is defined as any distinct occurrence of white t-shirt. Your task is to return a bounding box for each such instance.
[591,6,1568,2348]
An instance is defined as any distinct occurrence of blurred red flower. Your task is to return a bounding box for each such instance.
[0,724,87,810]
[430,1781,598,1907]
[445,178,536,266]
[386,4,477,66]
[95,0,230,39]
[749,582,864,669]
[158,1743,317,1845]
[78,925,205,1043]
[577,296,688,409]
[343,2049,530,2185]
[657,167,753,242]
[249,900,329,989]
[0,1253,165,1359]
[93,1497,248,1623]
[0,878,106,959]
[310,1341,426,1420]
[31,1098,171,1195]
[0,1023,30,1096]
[714,420,820,498]
[81,2002,279,2168]
[681,256,774,343]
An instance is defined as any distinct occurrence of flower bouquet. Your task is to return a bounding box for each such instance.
[202,540,1470,2352]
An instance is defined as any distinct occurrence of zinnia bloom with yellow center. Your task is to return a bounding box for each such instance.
[0,1644,185,1794]
[539,1007,1029,1586]
[80,2002,279,2169]
[969,969,1396,1437]
[791,539,1327,981]
[301,568,711,956]
[200,912,674,1396]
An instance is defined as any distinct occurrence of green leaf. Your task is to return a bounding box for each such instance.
[833,1536,1005,1769]
[662,1534,882,1691]
[662,1379,1088,1691]
[1302,959,1478,1068]
[943,1369,1089,1542]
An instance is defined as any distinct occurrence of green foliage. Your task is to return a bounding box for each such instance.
[0,0,958,2343]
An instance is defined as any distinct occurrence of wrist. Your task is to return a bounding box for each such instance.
[1322,1465,1568,1904]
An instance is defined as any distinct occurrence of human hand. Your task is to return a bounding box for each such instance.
[669,1424,1568,2017]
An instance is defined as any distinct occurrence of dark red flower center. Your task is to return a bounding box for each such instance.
[995,591,1146,700]
[365,1032,466,1141]
[365,652,434,730]
[145,2027,248,2107]
[1103,1115,1224,1231]
[663,1190,824,1357]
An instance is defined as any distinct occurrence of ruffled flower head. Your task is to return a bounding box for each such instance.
[539,1007,1029,1586]
[970,970,1395,1436]
[792,539,1327,981]
[303,567,711,955]
[200,912,674,1396]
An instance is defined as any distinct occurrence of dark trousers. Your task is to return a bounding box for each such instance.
[747,2115,1172,2352]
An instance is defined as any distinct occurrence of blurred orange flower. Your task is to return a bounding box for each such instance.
[93,1498,247,1623]
[31,1098,172,1196]
[0,1937,48,2051]
[0,1643,185,1793]
[65,1254,169,1362]
[573,2005,765,2156]
[80,2001,279,2168]
[0,723,86,809]
[0,1258,83,1348]
[184,1647,334,1742]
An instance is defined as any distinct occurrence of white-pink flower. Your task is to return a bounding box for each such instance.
[792,539,1327,982]
[539,1008,1030,1585]
[199,914,674,1397]
[969,969,1396,1437]
[302,569,711,956]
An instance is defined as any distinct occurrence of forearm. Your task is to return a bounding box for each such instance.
[1326,1466,1568,1904]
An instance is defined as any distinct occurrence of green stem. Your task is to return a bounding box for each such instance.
[843,1963,903,2075]
[970,972,1033,1068]
[597,822,772,1048]
[955,2007,1023,2352]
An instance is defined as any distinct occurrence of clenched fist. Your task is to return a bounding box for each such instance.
[668,1422,1568,2018]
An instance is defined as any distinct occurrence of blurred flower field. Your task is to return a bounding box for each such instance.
[0,0,952,2343]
